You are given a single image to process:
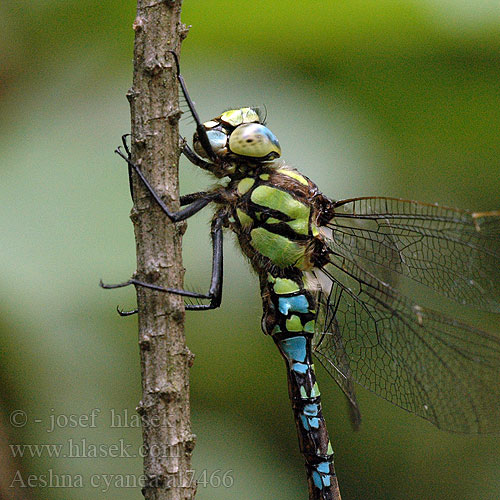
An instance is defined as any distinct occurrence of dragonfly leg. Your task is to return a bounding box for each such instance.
[117,133,135,201]
[180,191,212,206]
[117,306,138,317]
[118,133,213,202]
[168,51,217,163]
[100,213,225,312]
[114,147,216,222]
[181,140,214,172]
[104,149,221,316]
[121,134,131,157]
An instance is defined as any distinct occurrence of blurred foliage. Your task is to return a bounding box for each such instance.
[0,1,499,499]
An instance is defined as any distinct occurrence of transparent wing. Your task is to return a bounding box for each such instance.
[313,253,500,434]
[313,311,362,430]
[325,197,500,313]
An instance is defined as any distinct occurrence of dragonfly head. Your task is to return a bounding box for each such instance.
[193,107,281,166]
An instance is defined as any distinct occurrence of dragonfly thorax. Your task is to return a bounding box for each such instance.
[193,107,281,169]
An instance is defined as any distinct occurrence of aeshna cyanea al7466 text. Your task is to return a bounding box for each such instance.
[102,51,500,500]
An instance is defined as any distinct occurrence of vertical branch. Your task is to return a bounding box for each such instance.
[127,2,195,500]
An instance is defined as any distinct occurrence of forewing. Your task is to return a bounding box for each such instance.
[313,254,500,434]
[325,197,500,313]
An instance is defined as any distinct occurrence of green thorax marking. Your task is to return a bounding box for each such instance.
[250,185,310,221]
[237,177,255,195]
[250,228,306,268]
[276,167,309,186]
[236,208,253,227]
[268,276,301,294]
[232,173,319,270]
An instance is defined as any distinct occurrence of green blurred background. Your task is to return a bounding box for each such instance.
[1,1,499,499]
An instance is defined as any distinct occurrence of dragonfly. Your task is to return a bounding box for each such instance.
[102,52,500,500]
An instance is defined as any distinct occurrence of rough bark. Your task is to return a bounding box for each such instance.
[127,2,195,499]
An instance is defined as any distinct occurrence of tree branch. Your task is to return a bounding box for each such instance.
[127,2,195,499]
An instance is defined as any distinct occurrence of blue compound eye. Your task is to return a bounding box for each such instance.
[193,129,228,158]
[228,123,281,159]
[206,130,228,153]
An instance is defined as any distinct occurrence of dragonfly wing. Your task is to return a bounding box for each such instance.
[312,254,500,434]
[325,197,500,313]
[314,314,362,430]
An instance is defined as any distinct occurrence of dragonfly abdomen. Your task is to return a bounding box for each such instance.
[263,273,341,500]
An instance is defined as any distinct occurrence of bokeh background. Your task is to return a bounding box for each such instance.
[1,1,499,499]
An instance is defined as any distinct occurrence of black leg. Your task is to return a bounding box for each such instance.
[180,191,211,206]
[117,306,138,317]
[114,148,216,222]
[169,51,217,163]
[181,141,214,172]
[119,134,135,201]
[100,212,225,311]
[121,134,131,157]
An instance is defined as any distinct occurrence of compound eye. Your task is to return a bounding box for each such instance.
[228,123,281,159]
[194,129,227,158]
[207,130,227,153]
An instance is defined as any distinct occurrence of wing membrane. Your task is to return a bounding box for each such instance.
[313,253,500,433]
[314,313,362,430]
[326,197,500,312]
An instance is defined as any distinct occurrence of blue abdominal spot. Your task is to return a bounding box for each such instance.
[309,417,320,429]
[300,415,310,431]
[279,336,307,362]
[302,403,321,430]
[312,462,332,489]
[317,462,330,474]
[291,362,308,373]
[312,471,322,489]
[278,294,310,315]
[303,403,319,416]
